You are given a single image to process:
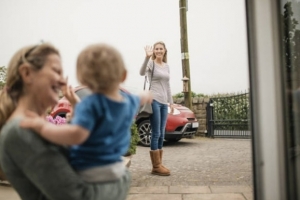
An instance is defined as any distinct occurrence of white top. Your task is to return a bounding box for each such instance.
[140,57,173,105]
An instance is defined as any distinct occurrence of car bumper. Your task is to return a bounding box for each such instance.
[165,122,198,139]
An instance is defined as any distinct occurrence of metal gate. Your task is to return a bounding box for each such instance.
[206,93,250,138]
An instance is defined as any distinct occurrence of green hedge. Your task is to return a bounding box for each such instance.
[211,93,249,120]
[125,122,139,156]
[210,93,250,131]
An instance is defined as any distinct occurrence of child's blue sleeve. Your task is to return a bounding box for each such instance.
[71,100,97,132]
[129,94,141,115]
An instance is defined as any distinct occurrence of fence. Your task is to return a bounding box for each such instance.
[206,93,251,138]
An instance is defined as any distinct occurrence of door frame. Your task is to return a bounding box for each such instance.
[246,0,288,199]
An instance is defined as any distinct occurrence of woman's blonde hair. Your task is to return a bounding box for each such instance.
[0,43,60,129]
[151,41,168,63]
[76,43,126,93]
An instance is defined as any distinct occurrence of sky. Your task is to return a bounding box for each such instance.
[0,0,249,95]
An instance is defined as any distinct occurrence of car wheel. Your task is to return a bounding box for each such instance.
[137,120,152,147]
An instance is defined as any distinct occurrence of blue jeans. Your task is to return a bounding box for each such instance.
[150,100,168,150]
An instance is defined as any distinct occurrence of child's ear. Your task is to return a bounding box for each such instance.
[121,70,127,82]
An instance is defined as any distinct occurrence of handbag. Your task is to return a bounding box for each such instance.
[138,60,155,118]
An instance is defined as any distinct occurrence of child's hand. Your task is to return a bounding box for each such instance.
[139,91,153,105]
[61,77,80,106]
[20,110,47,134]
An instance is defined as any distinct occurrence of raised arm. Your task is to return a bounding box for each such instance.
[140,57,150,76]
[139,46,153,76]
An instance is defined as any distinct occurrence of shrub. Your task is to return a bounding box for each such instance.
[174,92,184,98]
[125,122,139,156]
[209,93,250,131]
[210,93,249,120]
[173,91,209,99]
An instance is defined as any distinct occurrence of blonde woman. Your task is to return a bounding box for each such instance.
[20,43,152,199]
[0,43,138,200]
[140,41,174,176]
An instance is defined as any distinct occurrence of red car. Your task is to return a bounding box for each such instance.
[50,86,199,147]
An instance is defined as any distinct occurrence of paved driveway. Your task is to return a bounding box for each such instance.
[0,137,253,200]
[129,137,253,187]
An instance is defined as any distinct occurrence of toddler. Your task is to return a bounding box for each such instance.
[21,43,152,198]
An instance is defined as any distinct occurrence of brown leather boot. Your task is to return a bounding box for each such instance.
[158,149,170,174]
[150,150,170,176]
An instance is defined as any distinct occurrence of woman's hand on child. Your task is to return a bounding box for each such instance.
[144,46,153,58]
[139,91,153,105]
[20,110,47,134]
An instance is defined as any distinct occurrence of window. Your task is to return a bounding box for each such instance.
[280,1,300,199]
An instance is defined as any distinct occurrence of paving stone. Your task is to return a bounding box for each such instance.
[182,193,246,200]
[242,192,254,200]
[1,138,254,200]
[169,186,211,194]
[129,186,168,194]
[129,138,253,188]
[210,185,252,193]
[126,194,182,200]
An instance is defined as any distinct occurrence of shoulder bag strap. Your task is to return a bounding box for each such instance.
[143,60,155,91]
[148,60,155,90]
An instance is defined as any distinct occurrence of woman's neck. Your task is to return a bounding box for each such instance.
[155,58,163,65]
[12,96,46,118]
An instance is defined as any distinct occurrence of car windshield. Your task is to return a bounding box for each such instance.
[75,88,92,100]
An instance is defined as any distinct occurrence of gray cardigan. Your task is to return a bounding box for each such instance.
[0,118,129,200]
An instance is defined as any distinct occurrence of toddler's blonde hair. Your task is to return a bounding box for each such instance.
[76,43,126,93]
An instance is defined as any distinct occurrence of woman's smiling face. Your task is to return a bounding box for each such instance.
[29,54,64,109]
[153,44,166,60]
